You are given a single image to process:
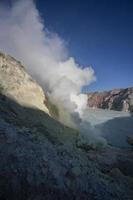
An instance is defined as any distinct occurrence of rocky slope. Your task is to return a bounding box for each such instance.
[0,52,133,200]
[0,52,50,115]
[87,88,133,112]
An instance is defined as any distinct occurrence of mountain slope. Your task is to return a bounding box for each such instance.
[0,52,50,115]
[0,51,133,200]
[0,51,78,144]
[87,88,133,112]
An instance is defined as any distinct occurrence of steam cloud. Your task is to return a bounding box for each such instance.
[0,0,95,117]
[0,0,107,147]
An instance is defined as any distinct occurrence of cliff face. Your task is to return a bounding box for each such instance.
[87,88,133,112]
[0,52,50,115]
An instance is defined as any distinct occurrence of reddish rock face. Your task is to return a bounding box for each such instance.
[87,87,133,112]
[87,92,108,108]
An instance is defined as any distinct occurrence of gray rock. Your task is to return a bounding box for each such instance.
[0,51,133,200]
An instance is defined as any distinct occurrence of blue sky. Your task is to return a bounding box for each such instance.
[35,0,133,92]
[3,0,133,92]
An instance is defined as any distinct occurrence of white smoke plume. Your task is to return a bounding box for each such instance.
[0,0,96,124]
[0,0,108,148]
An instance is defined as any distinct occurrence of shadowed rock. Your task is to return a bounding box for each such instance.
[0,51,133,200]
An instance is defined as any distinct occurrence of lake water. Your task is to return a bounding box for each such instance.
[82,108,133,148]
